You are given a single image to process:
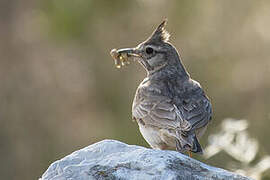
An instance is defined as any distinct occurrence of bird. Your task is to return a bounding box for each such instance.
[112,20,212,156]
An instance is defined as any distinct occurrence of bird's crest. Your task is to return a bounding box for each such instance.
[147,19,170,43]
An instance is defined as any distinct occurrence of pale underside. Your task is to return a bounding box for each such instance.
[132,80,212,153]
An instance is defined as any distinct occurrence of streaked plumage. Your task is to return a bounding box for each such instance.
[113,20,212,154]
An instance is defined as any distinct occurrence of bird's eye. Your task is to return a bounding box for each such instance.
[145,47,154,55]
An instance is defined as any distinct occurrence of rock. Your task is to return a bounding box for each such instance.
[40,139,252,180]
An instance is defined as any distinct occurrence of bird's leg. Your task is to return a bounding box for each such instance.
[188,151,192,158]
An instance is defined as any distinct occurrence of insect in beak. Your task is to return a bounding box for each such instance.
[110,48,141,68]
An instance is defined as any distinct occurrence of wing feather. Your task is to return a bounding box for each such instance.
[132,94,211,132]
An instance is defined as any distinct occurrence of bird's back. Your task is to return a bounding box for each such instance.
[132,75,212,153]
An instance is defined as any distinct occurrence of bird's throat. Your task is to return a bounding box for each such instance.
[148,62,168,75]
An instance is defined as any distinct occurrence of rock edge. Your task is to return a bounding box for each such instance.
[41,139,253,180]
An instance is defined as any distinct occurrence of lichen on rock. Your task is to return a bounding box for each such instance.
[40,139,252,180]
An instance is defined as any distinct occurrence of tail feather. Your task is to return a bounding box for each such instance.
[192,135,203,154]
[175,132,203,154]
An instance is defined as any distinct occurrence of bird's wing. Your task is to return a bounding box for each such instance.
[132,89,212,132]
[175,93,212,131]
[132,95,191,131]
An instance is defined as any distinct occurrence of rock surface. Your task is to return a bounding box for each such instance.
[41,140,252,180]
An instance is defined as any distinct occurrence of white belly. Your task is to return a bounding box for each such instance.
[138,123,164,149]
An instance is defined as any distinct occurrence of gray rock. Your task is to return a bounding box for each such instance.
[40,140,252,180]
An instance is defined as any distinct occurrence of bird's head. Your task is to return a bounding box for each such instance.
[114,20,188,77]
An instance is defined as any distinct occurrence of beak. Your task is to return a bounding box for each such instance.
[116,47,153,71]
[116,48,141,58]
[110,47,142,68]
[110,47,152,71]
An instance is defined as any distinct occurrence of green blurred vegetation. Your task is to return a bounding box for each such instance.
[1,0,270,179]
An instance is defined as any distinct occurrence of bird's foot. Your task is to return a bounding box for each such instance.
[188,151,192,158]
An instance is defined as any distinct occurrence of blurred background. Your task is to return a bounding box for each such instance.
[1,0,270,179]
